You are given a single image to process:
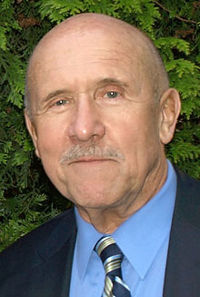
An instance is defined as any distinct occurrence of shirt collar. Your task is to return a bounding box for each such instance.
[74,207,103,280]
[75,160,177,280]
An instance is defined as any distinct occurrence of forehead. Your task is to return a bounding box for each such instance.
[31,20,146,67]
[33,25,140,63]
[28,25,148,98]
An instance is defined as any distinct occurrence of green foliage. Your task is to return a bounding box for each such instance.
[0,0,200,251]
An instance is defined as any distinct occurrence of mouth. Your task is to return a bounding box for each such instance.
[68,157,116,165]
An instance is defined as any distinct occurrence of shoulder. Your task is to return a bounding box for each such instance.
[0,207,76,276]
[176,168,200,191]
[174,168,200,227]
[176,168,200,203]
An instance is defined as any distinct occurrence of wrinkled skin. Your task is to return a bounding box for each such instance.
[25,14,181,233]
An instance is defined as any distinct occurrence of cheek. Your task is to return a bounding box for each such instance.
[110,108,160,160]
[35,119,66,158]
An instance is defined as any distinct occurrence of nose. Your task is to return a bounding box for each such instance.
[68,97,105,144]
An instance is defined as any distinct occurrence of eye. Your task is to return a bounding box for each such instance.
[105,91,120,99]
[55,99,69,106]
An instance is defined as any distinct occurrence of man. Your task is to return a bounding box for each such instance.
[0,13,200,297]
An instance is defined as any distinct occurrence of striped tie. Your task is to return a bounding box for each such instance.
[95,236,131,297]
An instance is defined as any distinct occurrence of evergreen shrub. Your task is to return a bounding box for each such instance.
[0,0,199,251]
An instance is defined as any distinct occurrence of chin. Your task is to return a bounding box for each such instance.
[68,191,118,209]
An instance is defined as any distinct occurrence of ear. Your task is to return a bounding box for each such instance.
[24,109,41,158]
[159,88,181,144]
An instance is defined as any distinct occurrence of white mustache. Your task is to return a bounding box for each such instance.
[60,145,125,164]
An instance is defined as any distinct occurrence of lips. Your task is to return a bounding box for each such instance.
[68,157,115,165]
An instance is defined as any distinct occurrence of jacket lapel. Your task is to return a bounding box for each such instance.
[26,232,76,297]
[1,208,77,297]
[36,208,77,297]
[163,170,200,297]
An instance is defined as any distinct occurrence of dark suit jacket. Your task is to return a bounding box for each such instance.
[0,170,200,297]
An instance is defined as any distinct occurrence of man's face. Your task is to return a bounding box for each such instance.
[26,27,166,213]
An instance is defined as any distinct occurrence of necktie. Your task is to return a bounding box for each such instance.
[95,236,131,297]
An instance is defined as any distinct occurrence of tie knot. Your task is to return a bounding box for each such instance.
[95,236,123,275]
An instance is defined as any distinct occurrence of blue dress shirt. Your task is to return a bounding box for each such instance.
[70,160,177,297]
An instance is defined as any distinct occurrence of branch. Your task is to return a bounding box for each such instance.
[153,0,197,24]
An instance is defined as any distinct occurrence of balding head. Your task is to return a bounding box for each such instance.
[25,13,169,115]
[24,13,180,229]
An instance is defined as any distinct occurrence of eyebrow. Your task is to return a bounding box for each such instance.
[42,78,129,103]
[43,89,71,103]
[95,78,129,88]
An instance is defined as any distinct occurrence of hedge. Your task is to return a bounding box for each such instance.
[0,0,200,251]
